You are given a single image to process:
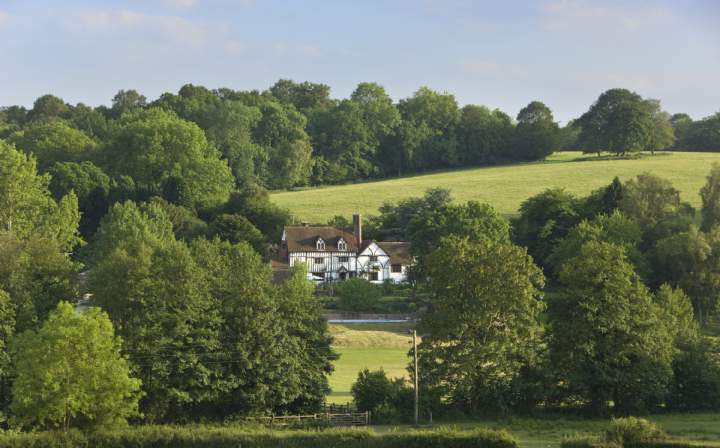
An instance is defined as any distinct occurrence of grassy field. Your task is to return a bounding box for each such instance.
[327,322,415,404]
[271,151,720,223]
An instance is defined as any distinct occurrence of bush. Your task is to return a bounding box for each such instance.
[0,426,518,448]
[351,369,413,423]
[605,418,664,446]
[336,279,382,311]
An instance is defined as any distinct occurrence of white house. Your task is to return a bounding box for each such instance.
[277,214,411,284]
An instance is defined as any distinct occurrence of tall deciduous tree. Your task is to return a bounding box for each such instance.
[418,235,545,413]
[102,108,235,210]
[457,105,514,165]
[578,88,653,155]
[10,302,141,431]
[89,202,221,421]
[9,120,97,171]
[548,241,673,414]
[512,101,559,161]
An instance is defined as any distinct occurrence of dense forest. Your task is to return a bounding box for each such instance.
[2,81,719,246]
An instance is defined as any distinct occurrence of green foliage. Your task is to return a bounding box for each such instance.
[89,202,222,421]
[351,369,412,422]
[578,89,655,155]
[667,339,720,411]
[701,163,720,231]
[207,214,266,252]
[547,211,647,279]
[0,426,518,448]
[512,101,560,161]
[28,95,69,122]
[419,235,545,413]
[619,173,694,245]
[336,278,382,311]
[0,140,82,251]
[677,112,720,151]
[548,241,674,415]
[605,418,665,446]
[8,119,97,171]
[457,105,514,165]
[512,188,581,266]
[48,161,110,237]
[10,302,141,431]
[102,108,234,210]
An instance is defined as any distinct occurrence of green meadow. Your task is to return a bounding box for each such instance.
[327,322,415,404]
[271,151,720,223]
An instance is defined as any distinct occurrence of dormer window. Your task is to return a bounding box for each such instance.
[316,237,325,251]
[338,238,347,251]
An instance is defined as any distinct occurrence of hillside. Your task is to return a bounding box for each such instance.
[271,151,720,223]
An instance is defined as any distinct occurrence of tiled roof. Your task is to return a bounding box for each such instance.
[377,241,412,265]
[283,226,359,252]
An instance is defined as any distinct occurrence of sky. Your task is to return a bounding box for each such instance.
[0,0,718,123]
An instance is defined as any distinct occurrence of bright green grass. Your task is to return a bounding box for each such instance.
[327,322,414,404]
[272,151,720,223]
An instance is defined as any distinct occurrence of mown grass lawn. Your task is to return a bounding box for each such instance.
[327,322,415,404]
[271,151,720,223]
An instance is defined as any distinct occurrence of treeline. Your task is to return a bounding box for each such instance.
[351,167,720,419]
[1,82,718,246]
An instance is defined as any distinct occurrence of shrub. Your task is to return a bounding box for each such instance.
[605,418,664,446]
[667,340,720,411]
[336,278,382,311]
[351,369,413,423]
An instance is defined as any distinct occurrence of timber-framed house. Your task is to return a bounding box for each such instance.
[277,214,411,284]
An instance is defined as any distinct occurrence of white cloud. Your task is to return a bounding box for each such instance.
[73,9,229,49]
[0,10,10,27]
[161,0,197,8]
[540,0,675,34]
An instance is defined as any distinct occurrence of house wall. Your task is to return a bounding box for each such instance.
[289,251,358,281]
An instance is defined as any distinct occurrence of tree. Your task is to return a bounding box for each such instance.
[89,202,221,421]
[577,89,653,155]
[547,210,647,280]
[512,101,559,161]
[28,95,68,122]
[682,112,720,151]
[49,161,111,238]
[350,82,401,150]
[268,79,333,114]
[9,120,97,171]
[207,214,266,253]
[653,226,720,325]
[10,302,141,431]
[512,188,581,267]
[276,264,337,413]
[102,108,235,210]
[548,241,673,414]
[619,173,694,245]
[397,87,460,170]
[370,188,453,241]
[189,239,317,416]
[111,89,147,117]
[701,164,720,231]
[418,236,545,413]
[351,369,411,422]
[309,100,375,182]
[457,105,514,165]
[253,102,313,188]
[645,100,675,154]
[336,278,382,311]
[670,113,693,149]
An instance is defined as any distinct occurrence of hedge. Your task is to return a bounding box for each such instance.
[0,426,518,448]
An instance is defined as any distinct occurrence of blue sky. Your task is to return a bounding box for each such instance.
[1,0,718,123]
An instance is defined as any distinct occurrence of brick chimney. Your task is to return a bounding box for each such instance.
[352,214,362,246]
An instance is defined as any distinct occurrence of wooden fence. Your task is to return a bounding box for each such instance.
[246,411,370,427]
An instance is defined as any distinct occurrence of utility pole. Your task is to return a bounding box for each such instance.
[412,329,419,426]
